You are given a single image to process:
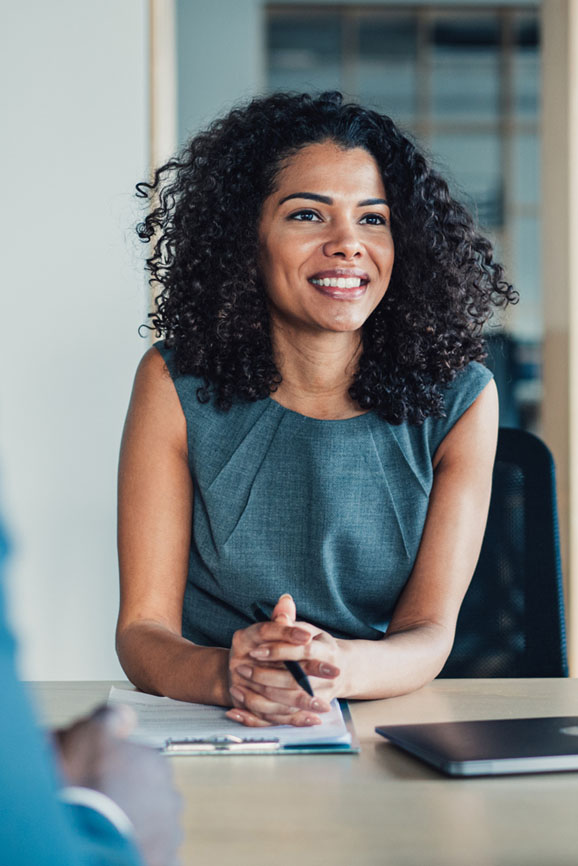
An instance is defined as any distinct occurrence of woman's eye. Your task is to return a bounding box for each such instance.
[289,209,321,222]
[360,213,387,226]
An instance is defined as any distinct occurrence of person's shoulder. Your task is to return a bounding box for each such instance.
[126,344,190,446]
[151,338,170,367]
[146,339,205,389]
[140,340,170,371]
[133,341,213,435]
[442,361,493,402]
[437,361,493,416]
[423,361,495,456]
[131,342,175,397]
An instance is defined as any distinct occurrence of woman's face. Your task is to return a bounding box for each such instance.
[258,140,394,336]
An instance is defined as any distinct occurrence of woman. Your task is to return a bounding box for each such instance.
[117,92,515,728]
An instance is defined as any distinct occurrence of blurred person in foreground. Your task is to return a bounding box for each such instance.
[0,520,182,865]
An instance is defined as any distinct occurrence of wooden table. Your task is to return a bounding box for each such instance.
[32,678,578,866]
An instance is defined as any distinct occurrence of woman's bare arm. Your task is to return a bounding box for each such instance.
[116,347,230,706]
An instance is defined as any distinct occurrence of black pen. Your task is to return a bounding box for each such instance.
[283,660,314,697]
[252,604,315,697]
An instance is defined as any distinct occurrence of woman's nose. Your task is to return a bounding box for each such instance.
[322,225,363,259]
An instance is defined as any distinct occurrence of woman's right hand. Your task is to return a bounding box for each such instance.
[226,594,339,726]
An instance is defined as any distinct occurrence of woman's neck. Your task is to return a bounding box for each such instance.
[269,323,366,420]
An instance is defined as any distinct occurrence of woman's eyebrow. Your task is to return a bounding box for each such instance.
[358,197,389,207]
[278,192,332,206]
[278,192,389,207]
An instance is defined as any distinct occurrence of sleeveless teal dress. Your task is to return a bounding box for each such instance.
[155,341,492,647]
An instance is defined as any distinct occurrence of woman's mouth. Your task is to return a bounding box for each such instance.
[308,272,369,300]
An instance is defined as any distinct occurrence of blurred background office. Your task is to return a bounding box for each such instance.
[1,0,576,681]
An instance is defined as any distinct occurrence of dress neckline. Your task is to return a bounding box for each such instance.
[266,395,372,424]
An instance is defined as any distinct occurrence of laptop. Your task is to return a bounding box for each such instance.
[376,716,578,777]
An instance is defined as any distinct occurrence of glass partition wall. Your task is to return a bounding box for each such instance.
[267,5,541,431]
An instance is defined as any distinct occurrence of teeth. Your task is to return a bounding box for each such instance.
[311,277,363,288]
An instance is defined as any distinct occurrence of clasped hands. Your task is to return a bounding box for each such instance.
[226,594,343,727]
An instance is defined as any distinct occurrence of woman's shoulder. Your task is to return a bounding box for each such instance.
[123,343,189,457]
[152,338,177,379]
[149,340,257,433]
[152,338,171,364]
[127,342,206,429]
[441,360,493,406]
[132,341,175,390]
[422,361,494,454]
[150,339,207,390]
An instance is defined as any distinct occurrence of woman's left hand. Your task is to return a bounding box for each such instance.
[225,594,345,727]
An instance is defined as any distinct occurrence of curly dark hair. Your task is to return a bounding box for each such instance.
[136,91,516,424]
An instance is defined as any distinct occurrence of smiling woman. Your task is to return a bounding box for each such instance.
[116,92,516,727]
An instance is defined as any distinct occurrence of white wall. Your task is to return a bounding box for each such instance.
[0,1,148,679]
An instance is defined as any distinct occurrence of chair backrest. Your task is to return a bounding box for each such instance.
[440,427,568,678]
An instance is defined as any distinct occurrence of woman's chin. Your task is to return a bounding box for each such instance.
[270,304,370,336]
[312,312,369,334]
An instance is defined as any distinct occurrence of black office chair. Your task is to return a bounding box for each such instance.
[440,427,569,678]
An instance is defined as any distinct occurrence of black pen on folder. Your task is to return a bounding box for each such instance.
[253,604,315,697]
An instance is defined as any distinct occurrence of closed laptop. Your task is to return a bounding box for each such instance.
[376,716,578,776]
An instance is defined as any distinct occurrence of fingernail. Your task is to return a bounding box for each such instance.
[320,663,338,676]
[236,665,253,679]
[227,712,243,723]
[292,628,310,642]
[279,593,293,601]
[250,647,270,659]
[311,699,328,712]
[302,716,320,726]
[229,687,245,704]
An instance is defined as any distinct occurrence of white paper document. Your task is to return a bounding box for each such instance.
[108,686,352,748]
